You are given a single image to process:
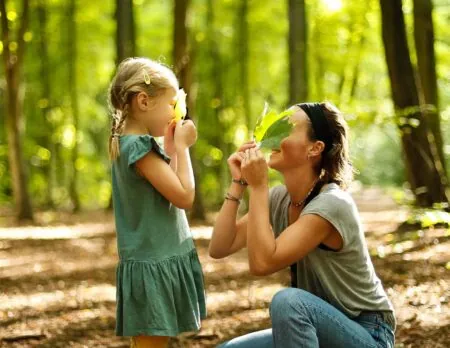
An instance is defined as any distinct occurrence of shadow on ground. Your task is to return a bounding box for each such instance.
[1,189,449,347]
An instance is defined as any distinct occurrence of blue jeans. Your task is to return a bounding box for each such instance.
[218,288,395,348]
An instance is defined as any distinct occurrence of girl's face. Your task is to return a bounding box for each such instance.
[268,107,314,171]
[144,88,177,136]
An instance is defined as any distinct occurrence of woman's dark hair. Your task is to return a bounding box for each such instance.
[306,102,354,189]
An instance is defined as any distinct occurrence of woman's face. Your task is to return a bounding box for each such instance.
[268,107,314,171]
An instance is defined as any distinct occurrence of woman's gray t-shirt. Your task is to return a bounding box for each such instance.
[269,183,395,320]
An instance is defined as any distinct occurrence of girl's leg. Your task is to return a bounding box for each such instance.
[132,336,169,348]
[217,329,273,348]
[270,288,394,348]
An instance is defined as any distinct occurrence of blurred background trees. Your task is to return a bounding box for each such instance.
[1,0,449,222]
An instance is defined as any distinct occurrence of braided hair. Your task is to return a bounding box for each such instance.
[107,57,179,160]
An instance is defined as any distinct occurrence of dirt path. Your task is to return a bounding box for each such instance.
[0,188,449,347]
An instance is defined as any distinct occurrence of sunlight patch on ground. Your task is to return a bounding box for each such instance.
[368,228,450,260]
[0,257,115,279]
[0,306,116,345]
[390,280,450,328]
[360,209,409,234]
[0,253,49,268]
[202,258,250,274]
[0,284,115,312]
[0,222,114,240]
[191,225,213,239]
[206,284,284,311]
[401,240,450,264]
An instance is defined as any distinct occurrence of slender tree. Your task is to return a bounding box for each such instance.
[237,0,251,134]
[380,0,448,207]
[68,0,80,211]
[311,20,324,100]
[173,0,206,220]
[413,0,447,179]
[287,0,308,287]
[207,0,224,190]
[116,0,136,64]
[0,0,34,221]
[338,7,368,106]
[37,0,55,208]
[108,0,136,210]
[288,0,308,105]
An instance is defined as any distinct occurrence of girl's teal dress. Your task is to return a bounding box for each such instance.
[112,134,206,337]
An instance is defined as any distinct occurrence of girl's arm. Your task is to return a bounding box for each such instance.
[242,148,339,276]
[164,121,178,172]
[135,121,196,209]
[169,154,177,172]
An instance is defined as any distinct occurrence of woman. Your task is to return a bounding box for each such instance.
[209,102,395,348]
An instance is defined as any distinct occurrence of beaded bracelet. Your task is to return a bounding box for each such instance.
[232,178,248,186]
[225,192,241,203]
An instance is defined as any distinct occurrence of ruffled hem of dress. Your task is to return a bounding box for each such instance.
[115,248,206,337]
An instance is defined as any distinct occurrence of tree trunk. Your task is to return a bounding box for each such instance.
[206,0,229,203]
[339,14,367,106]
[379,0,448,207]
[349,36,366,100]
[173,0,190,86]
[288,0,308,105]
[0,0,34,222]
[68,0,80,211]
[38,0,55,209]
[237,0,251,135]
[116,0,136,64]
[108,0,137,210]
[173,0,206,220]
[413,0,447,180]
[311,24,324,100]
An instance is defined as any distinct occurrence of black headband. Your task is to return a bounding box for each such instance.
[297,103,332,153]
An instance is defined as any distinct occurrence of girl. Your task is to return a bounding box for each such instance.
[210,102,395,347]
[108,57,206,348]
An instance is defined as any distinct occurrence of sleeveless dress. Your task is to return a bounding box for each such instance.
[112,134,206,337]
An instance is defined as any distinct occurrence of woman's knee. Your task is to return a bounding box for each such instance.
[270,288,311,319]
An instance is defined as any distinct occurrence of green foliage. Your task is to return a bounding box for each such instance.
[0,0,450,211]
[350,124,405,186]
[254,106,294,150]
[407,209,450,229]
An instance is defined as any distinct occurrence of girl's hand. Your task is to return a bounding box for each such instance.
[227,141,257,180]
[174,120,197,150]
[164,121,177,157]
[241,147,268,188]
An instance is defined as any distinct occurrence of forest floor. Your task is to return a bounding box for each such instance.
[0,187,449,347]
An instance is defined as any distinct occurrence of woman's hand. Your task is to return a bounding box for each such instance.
[174,119,197,150]
[164,121,177,157]
[227,141,257,180]
[241,147,268,188]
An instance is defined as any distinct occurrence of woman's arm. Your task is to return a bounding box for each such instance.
[209,182,248,259]
[248,186,336,275]
[242,148,337,276]
[209,141,257,259]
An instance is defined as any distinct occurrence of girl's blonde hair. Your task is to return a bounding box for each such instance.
[108,57,179,160]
